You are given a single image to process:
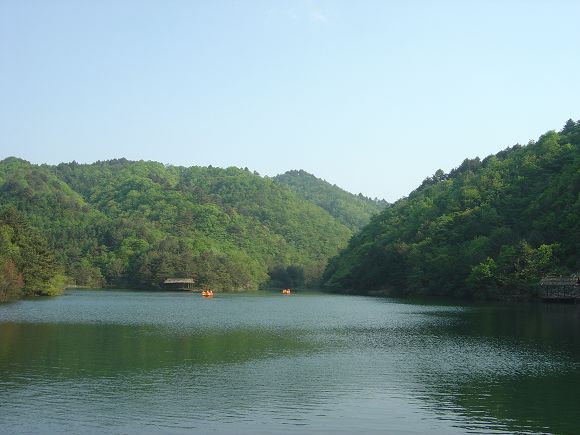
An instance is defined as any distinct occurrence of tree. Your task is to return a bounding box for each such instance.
[0,260,24,303]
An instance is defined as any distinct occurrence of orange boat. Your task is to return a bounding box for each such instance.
[281,288,291,295]
[201,290,214,297]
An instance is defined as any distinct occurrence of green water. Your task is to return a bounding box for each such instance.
[1,290,579,434]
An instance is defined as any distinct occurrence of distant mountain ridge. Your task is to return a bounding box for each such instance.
[274,170,387,231]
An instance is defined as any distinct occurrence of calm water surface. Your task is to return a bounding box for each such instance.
[1,290,579,434]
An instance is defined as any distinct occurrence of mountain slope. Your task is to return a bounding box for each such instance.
[274,170,387,231]
[0,158,353,291]
[323,120,580,299]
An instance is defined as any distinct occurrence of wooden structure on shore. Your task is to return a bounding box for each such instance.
[163,278,195,291]
[540,275,580,302]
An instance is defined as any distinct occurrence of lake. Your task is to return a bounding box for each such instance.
[1,290,579,434]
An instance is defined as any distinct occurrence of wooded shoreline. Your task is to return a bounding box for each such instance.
[1,120,579,304]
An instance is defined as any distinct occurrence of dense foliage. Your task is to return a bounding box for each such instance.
[0,208,65,302]
[323,120,580,299]
[0,158,353,292]
[275,170,387,231]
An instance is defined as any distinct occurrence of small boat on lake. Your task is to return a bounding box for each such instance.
[201,290,214,297]
[281,288,291,295]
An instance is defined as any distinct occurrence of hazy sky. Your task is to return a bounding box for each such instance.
[1,1,579,201]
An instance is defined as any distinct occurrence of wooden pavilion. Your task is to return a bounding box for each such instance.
[540,275,580,302]
[163,278,196,291]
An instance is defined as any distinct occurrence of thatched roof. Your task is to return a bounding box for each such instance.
[163,278,195,284]
[540,276,579,286]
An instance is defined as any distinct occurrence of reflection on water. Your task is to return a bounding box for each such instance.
[1,290,579,434]
[0,323,309,375]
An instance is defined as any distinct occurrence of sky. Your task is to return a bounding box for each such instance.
[1,1,579,201]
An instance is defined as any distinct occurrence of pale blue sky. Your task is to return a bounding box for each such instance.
[1,1,579,201]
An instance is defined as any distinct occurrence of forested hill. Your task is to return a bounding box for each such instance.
[323,120,580,299]
[275,170,387,231]
[0,158,354,296]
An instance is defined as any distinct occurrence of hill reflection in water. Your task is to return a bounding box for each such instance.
[1,290,579,434]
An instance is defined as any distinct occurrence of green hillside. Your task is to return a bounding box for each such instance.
[323,120,580,299]
[0,158,352,294]
[275,170,387,231]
